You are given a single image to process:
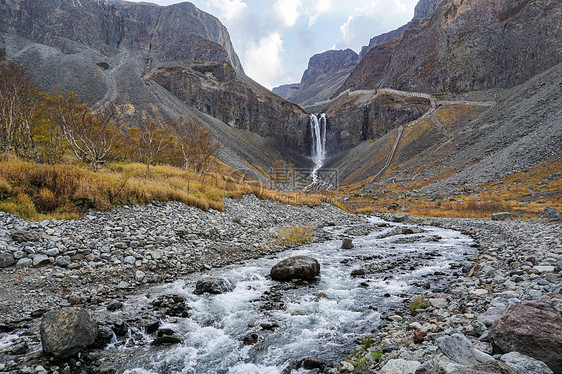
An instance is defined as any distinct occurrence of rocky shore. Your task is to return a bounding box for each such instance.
[0,198,560,374]
[333,214,561,374]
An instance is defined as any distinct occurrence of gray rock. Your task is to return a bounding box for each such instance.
[11,230,38,243]
[270,256,320,281]
[341,238,354,249]
[391,214,410,222]
[107,300,123,311]
[33,254,50,267]
[450,361,523,374]
[0,252,16,268]
[16,258,33,268]
[488,301,562,373]
[55,255,70,267]
[429,298,448,309]
[437,334,494,366]
[380,359,421,374]
[544,207,561,221]
[500,352,553,374]
[194,277,234,295]
[491,213,512,221]
[40,308,98,358]
[477,304,506,327]
[135,270,146,282]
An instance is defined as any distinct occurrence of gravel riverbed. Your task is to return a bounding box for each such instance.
[0,198,560,373]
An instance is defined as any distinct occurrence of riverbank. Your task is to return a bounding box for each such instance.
[0,199,560,373]
[335,214,561,373]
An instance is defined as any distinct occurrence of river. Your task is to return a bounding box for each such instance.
[101,216,475,374]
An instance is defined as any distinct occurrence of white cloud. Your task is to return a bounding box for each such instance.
[274,0,303,27]
[308,0,332,25]
[242,32,285,89]
[208,0,248,21]
[338,0,415,49]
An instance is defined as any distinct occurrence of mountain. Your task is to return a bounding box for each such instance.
[0,0,312,178]
[275,0,444,109]
[339,0,562,94]
[316,0,561,195]
[273,49,358,109]
[272,83,300,100]
[358,0,445,60]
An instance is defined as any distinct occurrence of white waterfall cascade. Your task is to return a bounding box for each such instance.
[310,113,327,185]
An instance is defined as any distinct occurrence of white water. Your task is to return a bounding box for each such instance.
[310,114,327,185]
[109,217,475,374]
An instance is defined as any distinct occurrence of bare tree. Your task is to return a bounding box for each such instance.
[0,62,40,161]
[47,91,120,171]
[129,119,172,172]
[170,117,220,174]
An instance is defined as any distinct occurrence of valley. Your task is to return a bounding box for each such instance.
[0,0,560,373]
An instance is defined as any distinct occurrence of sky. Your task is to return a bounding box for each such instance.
[133,0,419,89]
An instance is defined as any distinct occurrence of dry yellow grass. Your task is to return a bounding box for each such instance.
[271,225,315,248]
[0,156,344,220]
[342,157,561,219]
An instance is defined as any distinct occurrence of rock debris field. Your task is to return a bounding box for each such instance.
[0,196,560,374]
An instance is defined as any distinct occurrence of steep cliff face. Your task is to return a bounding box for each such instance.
[342,0,562,94]
[0,0,310,173]
[0,0,242,72]
[151,66,309,153]
[274,49,359,108]
[358,0,444,60]
[324,92,431,152]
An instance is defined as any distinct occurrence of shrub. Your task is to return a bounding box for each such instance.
[275,225,315,246]
[409,297,431,313]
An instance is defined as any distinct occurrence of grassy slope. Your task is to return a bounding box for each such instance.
[0,156,342,221]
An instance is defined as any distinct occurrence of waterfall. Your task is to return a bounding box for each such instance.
[309,113,327,185]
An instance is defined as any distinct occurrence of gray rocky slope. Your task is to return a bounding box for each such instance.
[0,0,312,177]
[325,62,562,192]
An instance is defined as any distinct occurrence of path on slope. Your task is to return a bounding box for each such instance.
[365,88,495,185]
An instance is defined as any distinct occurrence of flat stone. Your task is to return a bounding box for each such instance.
[500,352,553,374]
[380,359,421,374]
[430,298,448,309]
[16,258,33,268]
[33,254,50,267]
[470,289,488,297]
[477,304,506,327]
[491,212,512,221]
[437,334,494,366]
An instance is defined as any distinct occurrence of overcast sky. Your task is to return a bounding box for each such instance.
[132,0,418,89]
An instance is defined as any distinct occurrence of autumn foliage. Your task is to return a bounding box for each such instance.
[0,61,219,171]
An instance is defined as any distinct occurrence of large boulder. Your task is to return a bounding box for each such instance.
[0,252,16,268]
[270,256,320,281]
[437,334,494,366]
[194,277,234,295]
[40,308,98,358]
[450,361,523,374]
[488,301,562,373]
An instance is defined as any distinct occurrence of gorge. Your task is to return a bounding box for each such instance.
[0,0,561,373]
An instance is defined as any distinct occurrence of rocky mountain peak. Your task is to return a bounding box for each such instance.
[342,0,562,94]
[413,0,446,19]
[300,49,359,88]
